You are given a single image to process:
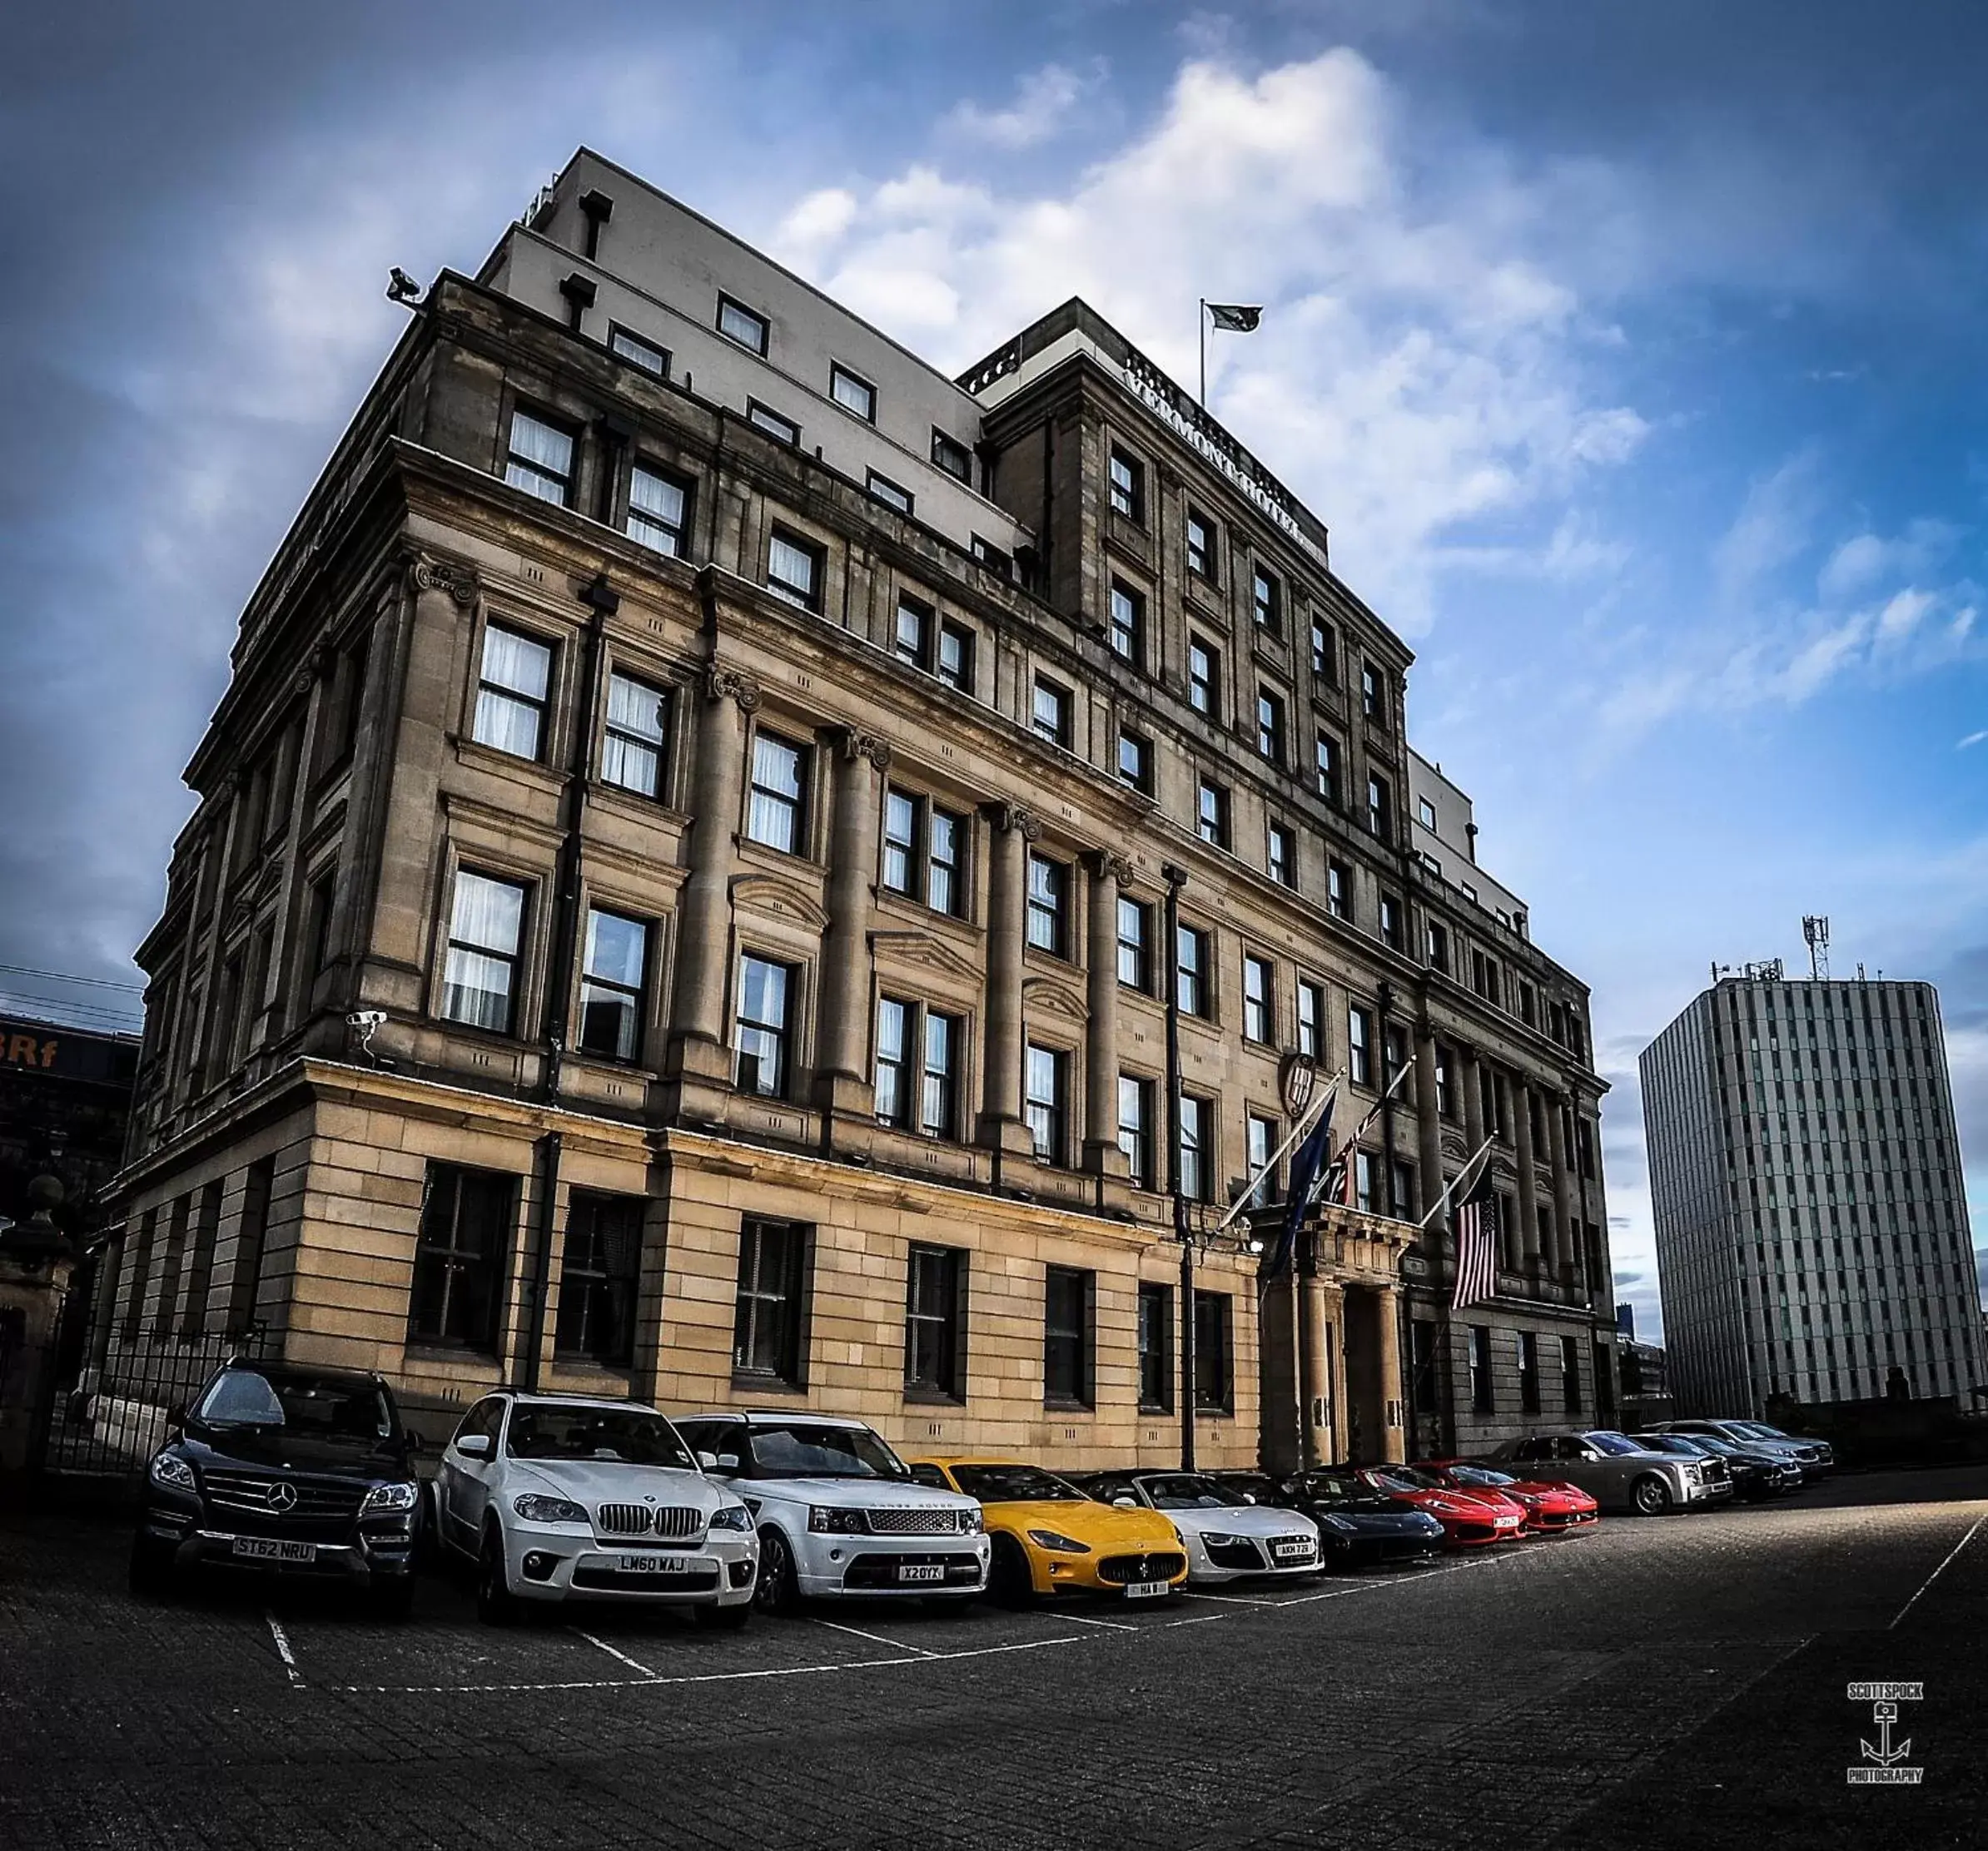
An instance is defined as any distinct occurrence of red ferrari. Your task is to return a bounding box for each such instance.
[1355,1466,1526,1546]
[1415,1458,1599,1535]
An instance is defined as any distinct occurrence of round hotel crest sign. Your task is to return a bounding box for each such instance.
[1279,1050,1317,1119]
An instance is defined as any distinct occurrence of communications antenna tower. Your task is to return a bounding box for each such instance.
[1803,915,1831,980]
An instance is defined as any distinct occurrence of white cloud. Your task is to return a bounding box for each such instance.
[942,62,1102,149]
[1959,730,1988,751]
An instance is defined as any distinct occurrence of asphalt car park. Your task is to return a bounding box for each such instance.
[4,1465,1986,1850]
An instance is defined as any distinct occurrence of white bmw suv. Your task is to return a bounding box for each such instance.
[435,1392,758,1626]
[675,1411,987,1614]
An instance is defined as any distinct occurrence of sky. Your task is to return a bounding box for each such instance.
[5,1,1988,1339]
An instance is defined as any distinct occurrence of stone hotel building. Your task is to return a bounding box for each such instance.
[110,151,1617,1466]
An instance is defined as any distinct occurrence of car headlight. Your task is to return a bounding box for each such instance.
[1200,1531,1241,1549]
[513,1494,589,1525]
[808,1506,870,1534]
[957,1506,984,1533]
[359,1481,420,1516]
[708,1502,753,1532]
[1025,1528,1091,1554]
[150,1454,196,1493]
[1320,1514,1356,1533]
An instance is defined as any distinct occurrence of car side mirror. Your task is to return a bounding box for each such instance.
[455,1433,492,1461]
[714,1453,741,1474]
[1112,1496,1137,1509]
[1243,1493,1257,1504]
[166,1402,186,1431]
[697,1450,718,1470]
[405,1432,425,1455]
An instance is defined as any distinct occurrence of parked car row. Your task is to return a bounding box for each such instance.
[132,1363,1825,1630]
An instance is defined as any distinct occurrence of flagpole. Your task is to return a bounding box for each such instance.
[1414,1134,1497,1232]
[1197,298,1206,407]
[1212,1070,1342,1244]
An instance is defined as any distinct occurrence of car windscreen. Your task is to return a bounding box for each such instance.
[1369,1467,1440,1490]
[1584,1432,1646,1456]
[1732,1422,1787,1441]
[1136,1474,1238,1510]
[1633,1435,1701,1456]
[745,1422,910,1480]
[1446,1466,1518,1486]
[950,1464,1083,1503]
[1294,1476,1365,1505]
[193,1369,395,1441]
[505,1406,693,1468]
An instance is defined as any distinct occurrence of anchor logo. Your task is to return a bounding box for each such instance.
[1860,1702,1909,1767]
[1846,1682,1924,1784]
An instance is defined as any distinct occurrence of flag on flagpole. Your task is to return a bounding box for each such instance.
[1260,1077,1340,1283]
[1205,303,1263,331]
[1449,1165,1501,1310]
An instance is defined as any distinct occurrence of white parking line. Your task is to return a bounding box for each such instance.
[809,1616,937,1658]
[574,1630,660,1678]
[265,1613,304,1689]
[1041,1608,1137,1632]
[1183,1590,1277,1606]
[1259,1554,1498,1607]
[1888,1507,1988,1630]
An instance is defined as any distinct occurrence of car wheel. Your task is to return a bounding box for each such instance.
[475,1527,518,1625]
[128,1531,175,1599]
[371,1576,416,1623]
[753,1529,800,1616]
[693,1601,753,1631]
[1631,1474,1674,1516]
[989,1535,1037,1609]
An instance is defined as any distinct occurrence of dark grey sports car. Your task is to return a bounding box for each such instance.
[1262,1469,1445,1567]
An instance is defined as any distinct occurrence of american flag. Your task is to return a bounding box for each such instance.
[1450,1165,1500,1310]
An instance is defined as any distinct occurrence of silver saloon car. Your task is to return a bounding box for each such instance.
[1489,1430,1709,1515]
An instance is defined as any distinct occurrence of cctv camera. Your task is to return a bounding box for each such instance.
[346,1010,387,1030]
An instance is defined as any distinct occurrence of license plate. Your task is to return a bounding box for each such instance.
[1272,1542,1314,1560]
[1124,1579,1172,1600]
[231,1537,315,1564]
[615,1554,694,1574]
[897,1564,946,1583]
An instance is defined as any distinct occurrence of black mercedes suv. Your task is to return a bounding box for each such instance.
[132,1359,425,1616]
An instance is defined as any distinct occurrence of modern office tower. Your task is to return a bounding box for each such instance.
[1643,969,1986,1415]
[108,149,1613,1466]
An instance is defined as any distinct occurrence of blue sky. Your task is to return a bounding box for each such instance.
[6,2,1987,1337]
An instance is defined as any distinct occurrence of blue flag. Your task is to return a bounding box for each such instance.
[1262,1084,1339,1283]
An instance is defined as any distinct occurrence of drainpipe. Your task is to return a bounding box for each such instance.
[1165,863,1194,1471]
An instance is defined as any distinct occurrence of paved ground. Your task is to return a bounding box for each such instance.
[2,1466,1983,1849]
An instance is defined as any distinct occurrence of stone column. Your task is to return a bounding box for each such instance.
[1548,1094,1578,1287]
[1460,1044,1485,1156]
[668,665,758,1082]
[1082,851,1131,1178]
[977,801,1040,1159]
[1315,1280,1345,1464]
[1513,1080,1542,1278]
[1413,1023,1444,1239]
[814,728,890,1114]
[1374,1283,1406,1464]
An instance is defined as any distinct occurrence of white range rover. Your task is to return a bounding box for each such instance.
[435,1392,758,1626]
[674,1411,988,1613]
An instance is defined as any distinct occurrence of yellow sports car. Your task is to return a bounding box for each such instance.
[907,1456,1188,1603]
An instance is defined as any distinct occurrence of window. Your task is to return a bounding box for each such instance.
[717,295,769,355]
[1327,861,1352,922]
[894,598,932,671]
[1031,677,1071,746]
[1361,662,1384,722]
[1176,924,1210,1018]
[733,1218,808,1384]
[882,790,964,916]
[578,907,648,1060]
[1256,688,1285,762]
[1196,778,1229,849]
[1138,1283,1173,1412]
[504,409,574,506]
[1118,1074,1156,1187]
[829,362,876,421]
[937,622,975,693]
[1389,1158,1417,1222]
[1118,727,1153,794]
[1315,735,1341,806]
[1246,1114,1278,1207]
[748,399,801,446]
[1179,1094,1210,1200]
[1267,822,1296,888]
[734,955,795,1097]
[880,998,962,1139]
[932,429,972,482]
[1110,580,1145,665]
[1297,979,1324,1059]
[1243,955,1274,1044]
[473,624,553,759]
[927,808,963,916]
[922,1010,960,1138]
[1252,566,1282,634]
[1108,447,1145,521]
[1354,1149,1377,1213]
[1426,920,1451,975]
[1117,896,1152,991]
[1469,1326,1494,1412]
[1193,1292,1234,1413]
[1518,1331,1541,1413]
[609,325,668,376]
[1379,893,1404,951]
[1185,511,1215,580]
[1026,1045,1069,1164]
[1418,796,1438,831]
[1368,773,1393,843]
[867,470,914,516]
[627,464,688,555]
[1189,638,1219,715]
[1349,1002,1374,1087]
[556,1192,642,1367]
[441,871,527,1034]
[410,1164,512,1351]
[767,529,823,610]
[876,996,912,1129]
[1434,1047,1454,1119]
[1310,617,1337,684]
[905,1245,966,1398]
[746,730,808,853]
[1026,852,1068,956]
[601,672,667,798]
[1561,1333,1583,1412]
[1043,1265,1094,1406]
